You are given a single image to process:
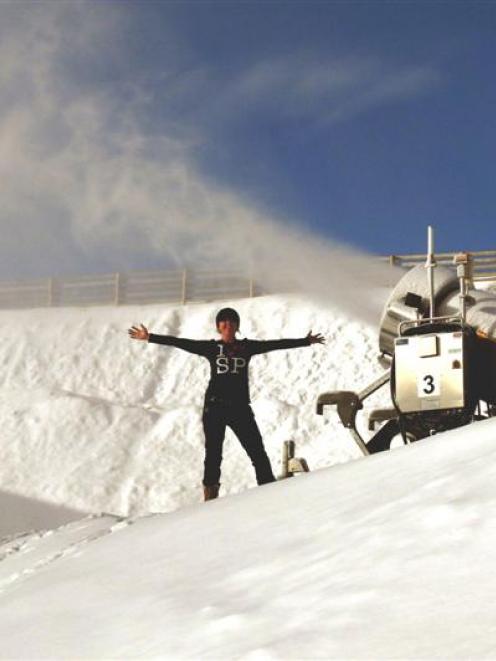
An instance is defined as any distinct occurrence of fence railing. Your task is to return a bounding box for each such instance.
[0,250,495,310]
[0,270,263,310]
[379,249,496,281]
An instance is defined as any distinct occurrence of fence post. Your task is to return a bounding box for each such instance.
[114,272,121,305]
[249,276,254,298]
[181,269,187,305]
[47,278,54,306]
[388,255,399,287]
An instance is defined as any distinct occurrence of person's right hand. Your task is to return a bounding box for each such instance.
[128,323,149,341]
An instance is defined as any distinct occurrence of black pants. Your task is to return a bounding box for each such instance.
[202,399,276,486]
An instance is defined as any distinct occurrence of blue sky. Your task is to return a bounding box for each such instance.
[1,1,495,280]
[114,0,496,255]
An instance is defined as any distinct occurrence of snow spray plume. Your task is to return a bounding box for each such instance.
[0,2,400,325]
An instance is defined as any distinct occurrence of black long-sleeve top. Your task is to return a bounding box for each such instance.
[147,334,310,404]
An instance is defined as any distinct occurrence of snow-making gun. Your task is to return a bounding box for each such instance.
[317,228,496,454]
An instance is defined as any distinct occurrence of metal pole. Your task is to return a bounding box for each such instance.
[454,252,473,323]
[181,269,187,305]
[425,225,436,320]
[281,440,295,478]
[47,278,54,307]
[114,272,120,305]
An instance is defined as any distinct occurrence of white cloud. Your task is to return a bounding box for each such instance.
[221,55,441,125]
[0,1,399,325]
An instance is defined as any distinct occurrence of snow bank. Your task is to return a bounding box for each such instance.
[0,296,384,521]
[2,293,496,658]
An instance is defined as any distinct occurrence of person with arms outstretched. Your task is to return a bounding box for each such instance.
[128,308,325,501]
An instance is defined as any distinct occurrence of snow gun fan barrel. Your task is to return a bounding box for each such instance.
[318,227,496,456]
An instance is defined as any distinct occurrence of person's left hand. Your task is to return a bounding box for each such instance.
[306,330,325,345]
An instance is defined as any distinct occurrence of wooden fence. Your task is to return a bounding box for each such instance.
[379,249,496,282]
[0,250,495,310]
[0,270,262,310]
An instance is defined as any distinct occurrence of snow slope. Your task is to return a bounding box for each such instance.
[2,293,496,658]
[1,418,496,659]
[0,296,385,522]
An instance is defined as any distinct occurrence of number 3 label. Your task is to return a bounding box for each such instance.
[418,373,440,397]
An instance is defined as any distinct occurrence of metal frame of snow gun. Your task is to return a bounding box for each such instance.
[316,372,391,456]
[279,440,310,478]
[398,314,466,336]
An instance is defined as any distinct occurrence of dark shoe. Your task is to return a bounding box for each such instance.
[203,484,220,501]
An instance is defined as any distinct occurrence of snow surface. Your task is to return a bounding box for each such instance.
[0,296,383,521]
[2,294,495,658]
[1,419,496,658]
[0,489,84,539]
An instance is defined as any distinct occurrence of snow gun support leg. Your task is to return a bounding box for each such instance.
[280,440,310,479]
[316,372,391,456]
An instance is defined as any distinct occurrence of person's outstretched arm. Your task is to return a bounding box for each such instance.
[128,324,212,357]
[249,331,325,356]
